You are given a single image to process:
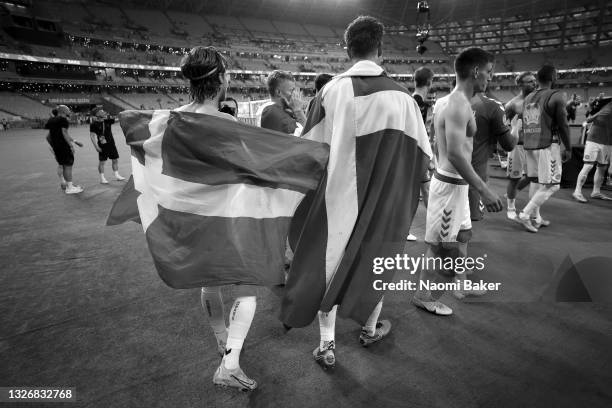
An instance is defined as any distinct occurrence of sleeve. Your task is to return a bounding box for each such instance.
[61,117,69,129]
[89,122,95,133]
[491,101,515,152]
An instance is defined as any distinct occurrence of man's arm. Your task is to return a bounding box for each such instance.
[445,104,502,212]
[62,127,75,152]
[504,100,517,122]
[493,102,517,151]
[551,93,571,154]
[90,132,101,152]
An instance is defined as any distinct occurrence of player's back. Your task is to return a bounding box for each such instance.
[434,91,475,175]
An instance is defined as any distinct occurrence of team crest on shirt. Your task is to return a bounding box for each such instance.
[523,103,540,126]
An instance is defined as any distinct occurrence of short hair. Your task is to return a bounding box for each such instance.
[51,108,58,116]
[91,106,103,116]
[515,71,534,85]
[454,47,494,80]
[537,64,556,83]
[57,105,70,116]
[267,70,294,97]
[314,73,333,92]
[414,67,434,88]
[180,46,227,103]
[344,16,384,59]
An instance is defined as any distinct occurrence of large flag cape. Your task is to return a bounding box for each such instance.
[107,110,329,289]
[281,60,433,327]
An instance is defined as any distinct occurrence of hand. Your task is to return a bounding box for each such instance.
[481,188,503,212]
[561,148,572,163]
[96,147,102,153]
[283,91,303,112]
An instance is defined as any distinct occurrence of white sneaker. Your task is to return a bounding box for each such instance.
[406,233,417,241]
[100,176,109,184]
[514,214,538,233]
[572,191,587,203]
[115,174,126,181]
[506,209,517,220]
[65,185,83,194]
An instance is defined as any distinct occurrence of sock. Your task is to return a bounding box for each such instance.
[100,173,107,181]
[528,182,539,199]
[575,165,592,194]
[363,299,383,336]
[318,305,337,350]
[524,187,558,219]
[201,287,227,346]
[593,167,604,195]
[534,206,542,222]
[67,181,74,188]
[223,296,256,370]
[507,198,516,211]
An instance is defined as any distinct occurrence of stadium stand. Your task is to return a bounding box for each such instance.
[0,0,610,124]
[0,92,51,120]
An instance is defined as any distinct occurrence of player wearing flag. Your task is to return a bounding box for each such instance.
[413,48,503,315]
[178,46,258,391]
[281,16,432,369]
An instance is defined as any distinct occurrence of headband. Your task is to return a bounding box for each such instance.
[190,67,219,81]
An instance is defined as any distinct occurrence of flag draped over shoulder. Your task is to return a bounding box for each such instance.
[281,60,433,328]
[107,110,329,289]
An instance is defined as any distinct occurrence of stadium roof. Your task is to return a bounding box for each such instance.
[115,0,602,27]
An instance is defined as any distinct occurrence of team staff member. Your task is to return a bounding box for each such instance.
[46,105,83,194]
[89,107,126,184]
[259,70,306,135]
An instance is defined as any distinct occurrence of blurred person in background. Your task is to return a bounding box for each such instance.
[46,105,83,194]
[89,107,126,184]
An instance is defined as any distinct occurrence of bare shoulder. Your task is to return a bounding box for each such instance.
[549,91,568,111]
[444,92,471,119]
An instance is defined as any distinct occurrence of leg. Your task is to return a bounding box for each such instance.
[591,165,612,200]
[112,159,125,180]
[412,245,453,315]
[99,160,108,184]
[573,163,594,202]
[520,184,560,223]
[57,165,66,189]
[63,165,73,183]
[314,306,337,369]
[359,298,391,346]
[214,295,257,391]
[201,287,227,355]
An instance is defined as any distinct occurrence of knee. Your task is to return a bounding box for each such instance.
[581,163,594,173]
[549,184,560,194]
